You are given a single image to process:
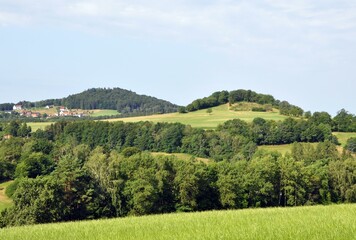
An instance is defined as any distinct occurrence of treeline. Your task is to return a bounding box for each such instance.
[0,139,355,227]
[10,88,179,115]
[0,115,346,173]
[0,117,337,182]
[0,103,13,111]
[44,113,349,150]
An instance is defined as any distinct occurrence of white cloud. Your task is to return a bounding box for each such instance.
[1,0,356,61]
[0,11,32,26]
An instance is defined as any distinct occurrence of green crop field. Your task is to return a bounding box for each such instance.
[1,204,355,240]
[0,181,13,212]
[108,104,291,129]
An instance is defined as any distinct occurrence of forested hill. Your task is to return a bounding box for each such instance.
[23,88,179,115]
[183,89,304,117]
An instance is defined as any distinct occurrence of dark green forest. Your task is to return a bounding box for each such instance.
[0,117,355,227]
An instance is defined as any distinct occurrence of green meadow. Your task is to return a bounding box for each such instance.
[27,104,290,131]
[1,204,355,240]
[333,132,356,146]
[258,144,295,155]
[27,122,53,132]
[89,109,120,117]
[108,104,290,129]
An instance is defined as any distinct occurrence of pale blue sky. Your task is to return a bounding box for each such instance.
[0,0,355,115]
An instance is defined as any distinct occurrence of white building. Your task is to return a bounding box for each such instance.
[13,104,22,110]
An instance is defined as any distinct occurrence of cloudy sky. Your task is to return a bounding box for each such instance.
[1,0,355,114]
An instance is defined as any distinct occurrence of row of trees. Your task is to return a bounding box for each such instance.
[0,140,355,227]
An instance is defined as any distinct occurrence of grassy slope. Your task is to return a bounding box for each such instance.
[0,181,13,212]
[108,104,289,129]
[333,132,356,146]
[1,204,355,240]
[27,104,289,131]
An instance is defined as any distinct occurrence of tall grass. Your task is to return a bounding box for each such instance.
[1,204,355,240]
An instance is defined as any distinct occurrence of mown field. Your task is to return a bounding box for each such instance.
[108,104,290,129]
[0,181,13,212]
[0,204,355,240]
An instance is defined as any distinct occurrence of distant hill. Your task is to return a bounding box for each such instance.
[184,89,304,117]
[11,88,180,115]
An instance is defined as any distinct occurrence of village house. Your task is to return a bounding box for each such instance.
[31,112,41,118]
[13,104,23,110]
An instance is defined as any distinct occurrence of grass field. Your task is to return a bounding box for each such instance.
[333,132,356,146]
[258,144,295,155]
[0,181,13,212]
[150,152,211,164]
[27,122,53,131]
[89,109,119,117]
[0,204,355,240]
[108,104,290,129]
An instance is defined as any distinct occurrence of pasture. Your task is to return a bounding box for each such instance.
[108,104,290,129]
[0,204,355,240]
[333,132,356,146]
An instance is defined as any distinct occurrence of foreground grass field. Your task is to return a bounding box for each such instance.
[108,104,290,129]
[1,204,355,240]
[0,181,13,212]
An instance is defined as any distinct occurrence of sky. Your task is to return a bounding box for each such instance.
[0,0,355,115]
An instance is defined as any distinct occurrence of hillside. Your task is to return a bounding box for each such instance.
[108,103,291,129]
[1,204,355,240]
[5,88,180,115]
[184,89,304,117]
